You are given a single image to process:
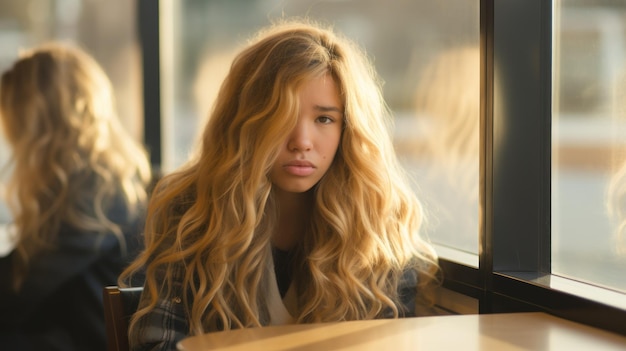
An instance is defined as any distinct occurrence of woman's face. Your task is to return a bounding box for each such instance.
[269,73,343,194]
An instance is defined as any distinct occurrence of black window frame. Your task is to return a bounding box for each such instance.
[138,0,162,172]
[138,0,626,336]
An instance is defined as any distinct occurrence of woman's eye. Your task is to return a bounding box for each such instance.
[317,116,334,124]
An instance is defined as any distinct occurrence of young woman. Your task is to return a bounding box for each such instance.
[121,19,440,350]
[0,42,152,350]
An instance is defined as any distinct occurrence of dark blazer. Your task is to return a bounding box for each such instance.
[0,201,145,351]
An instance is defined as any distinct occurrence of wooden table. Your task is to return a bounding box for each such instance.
[177,312,626,351]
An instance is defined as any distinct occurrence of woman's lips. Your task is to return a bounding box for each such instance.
[283,160,315,176]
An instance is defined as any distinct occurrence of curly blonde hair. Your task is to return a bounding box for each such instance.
[0,42,152,290]
[414,46,480,197]
[122,19,439,336]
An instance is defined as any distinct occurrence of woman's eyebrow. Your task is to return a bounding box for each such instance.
[314,105,343,114]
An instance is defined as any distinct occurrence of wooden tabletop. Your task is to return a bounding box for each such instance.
[177,312,626,351]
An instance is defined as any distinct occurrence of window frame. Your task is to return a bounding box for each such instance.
[138,0,626,336]
[138,0,163,172]
[475,0,625,335]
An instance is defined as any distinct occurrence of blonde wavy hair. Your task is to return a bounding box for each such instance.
[121,19,439,336]
[414,46,480,198]
[606,68,626,256]
[0,42,152,290]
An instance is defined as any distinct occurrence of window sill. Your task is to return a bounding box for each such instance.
[432,243,479,268]
[501,271,626,311]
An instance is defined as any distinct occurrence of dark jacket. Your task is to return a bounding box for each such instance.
[0,202,144,351]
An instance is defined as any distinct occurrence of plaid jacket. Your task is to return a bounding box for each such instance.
[129,260,419,351]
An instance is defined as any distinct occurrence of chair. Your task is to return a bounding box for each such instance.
[103,286,144,351]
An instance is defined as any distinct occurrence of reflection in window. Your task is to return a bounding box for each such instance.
[553,0,626,292]
[0,0,142,140]
[0,0,141,225]
[165,0,480,257]
[410,46,480,256]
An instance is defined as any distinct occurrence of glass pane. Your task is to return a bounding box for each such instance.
[0,0,141,219]
[553,0,626,292]
[164,0,480,257]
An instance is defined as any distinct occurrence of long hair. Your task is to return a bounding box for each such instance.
[414,46,480,198]
[0,42,152,290]
[606,67,626,256]
[122,19,438,336]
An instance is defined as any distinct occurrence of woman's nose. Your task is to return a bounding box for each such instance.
[287,120,313,152]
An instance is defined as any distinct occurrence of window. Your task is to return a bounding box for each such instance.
[483,0,626,335]
[552,0,626,294]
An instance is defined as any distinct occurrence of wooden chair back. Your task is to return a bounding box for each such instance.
[103,286,143,351]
